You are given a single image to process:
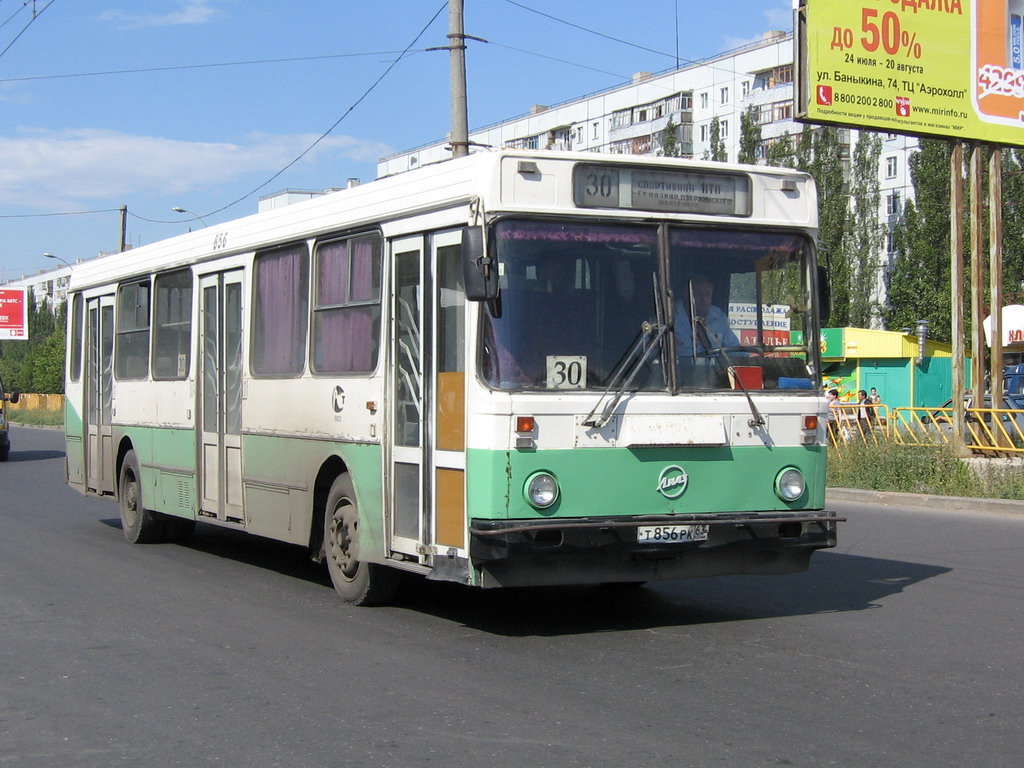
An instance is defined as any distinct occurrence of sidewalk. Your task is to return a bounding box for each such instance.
[828,487,1024,516]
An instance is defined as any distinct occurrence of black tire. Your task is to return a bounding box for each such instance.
[323,474,400,606]
[118,450,164,544]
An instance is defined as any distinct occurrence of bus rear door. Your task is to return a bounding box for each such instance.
[85,295,115,495]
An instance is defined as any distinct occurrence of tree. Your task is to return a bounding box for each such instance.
[705,118,726,162]
[765,131,796,168]
[662,117,680,158]
[797,127,849,324]
[738,106,761,165]
[0,294,67,394]
[842,131,883,327]
[884,139,954,342]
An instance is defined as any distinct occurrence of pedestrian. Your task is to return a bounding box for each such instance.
[856,389,872,434]
[826,388,841,443]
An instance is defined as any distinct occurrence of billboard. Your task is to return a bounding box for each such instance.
[797,0,1024,146]
[0,287,28,340]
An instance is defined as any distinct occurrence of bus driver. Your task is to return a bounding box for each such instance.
[675,274,739,356]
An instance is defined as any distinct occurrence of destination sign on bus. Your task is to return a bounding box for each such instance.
[573,165,751,216]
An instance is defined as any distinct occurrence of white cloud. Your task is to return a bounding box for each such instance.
[0,128,392,208]
[98,1,220,29]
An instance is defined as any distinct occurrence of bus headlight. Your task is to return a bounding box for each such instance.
[525,472,559,509]
[775,468,805,502]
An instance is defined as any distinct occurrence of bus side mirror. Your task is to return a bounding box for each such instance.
[462,226,499,301]
[9,391,19,404]
[817,265,831,326]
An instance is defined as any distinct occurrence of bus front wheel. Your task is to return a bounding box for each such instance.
[324,474,400,606]
[118,450,163,544]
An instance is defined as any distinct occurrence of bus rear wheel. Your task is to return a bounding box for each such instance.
[118,450,164,544]
[324,474,400,606]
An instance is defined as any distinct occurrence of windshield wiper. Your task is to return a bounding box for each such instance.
[583,320,666,428]
[694,316,766,429]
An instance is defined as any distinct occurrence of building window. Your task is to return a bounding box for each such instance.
[773,102,793,122]
[720,87,729,104]
[886,156,898,178]
[886,191,901,216]
[699,123,708,142]
[720,119,729,138]
[700,92,709,109]
[592,122,600,139]
[741,80,750,97]
[886,231,896,256]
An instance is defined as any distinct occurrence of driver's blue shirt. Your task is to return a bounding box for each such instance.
[675,302,739,356]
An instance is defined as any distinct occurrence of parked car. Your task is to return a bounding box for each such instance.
[922,391,1024,443]
[0,376,20,462]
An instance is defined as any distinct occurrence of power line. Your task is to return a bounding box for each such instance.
[499,0,676,61]
[0,50,430,84]
[0,0,55,61]
[191,2,448,221]
[0,207,121,219]
[486,41,628,81]
[498,0,754,82]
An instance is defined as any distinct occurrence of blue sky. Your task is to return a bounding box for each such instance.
[0,0,793,279]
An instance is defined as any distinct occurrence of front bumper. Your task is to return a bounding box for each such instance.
[469,511,843,588]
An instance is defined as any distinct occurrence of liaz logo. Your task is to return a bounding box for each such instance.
[657,465,689,499]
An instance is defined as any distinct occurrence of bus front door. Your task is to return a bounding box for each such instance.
[390,231,466,564]
[198,271,245,524]
[85,295,115,495]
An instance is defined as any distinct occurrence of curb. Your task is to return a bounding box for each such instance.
[827,487,1024,516]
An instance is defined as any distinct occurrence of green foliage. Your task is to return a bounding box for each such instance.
[705,117,726,162]
[0,295,66,394]
[765,131,795,168]
[7,406,65,427]
[842,131,883,327]
[794,127,849,324]
[662,117,680,158]
[828,441,975,495]
[738,106,761,165]
[884,139,953,342]
[828,441,1024,500]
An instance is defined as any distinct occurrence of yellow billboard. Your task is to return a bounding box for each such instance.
[797,0,1024,146]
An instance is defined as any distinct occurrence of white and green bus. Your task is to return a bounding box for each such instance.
[64,149,840,605]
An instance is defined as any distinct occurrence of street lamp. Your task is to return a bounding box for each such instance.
[43,253,72,267]
[171,207,209,227]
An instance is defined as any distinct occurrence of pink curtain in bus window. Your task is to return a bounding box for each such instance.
[255,247,307,374]
[317,239,377,373]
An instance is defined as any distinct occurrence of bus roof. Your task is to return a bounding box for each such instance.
[68,149,815,292]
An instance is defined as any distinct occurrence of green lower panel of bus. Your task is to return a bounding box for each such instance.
[464,444,833,588]
[466,443,827,521]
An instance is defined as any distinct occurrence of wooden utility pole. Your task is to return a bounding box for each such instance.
[970,144,986,400]
[448,0,469,158]
[990,149,1004,414]
[951,142,965,451]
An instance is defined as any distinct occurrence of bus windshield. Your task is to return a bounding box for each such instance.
[480,219,816,392]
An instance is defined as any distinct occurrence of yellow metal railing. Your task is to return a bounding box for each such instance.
[826,403,889,448]
[888,405,1024,454]
[827,401,1024,454]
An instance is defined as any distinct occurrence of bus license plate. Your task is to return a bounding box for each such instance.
[636,524,710,543]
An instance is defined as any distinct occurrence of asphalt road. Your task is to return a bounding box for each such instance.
[2,425,1023,767]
